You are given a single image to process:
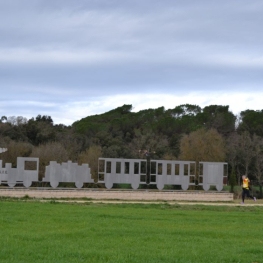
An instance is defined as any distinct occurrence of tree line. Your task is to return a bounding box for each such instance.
[0,104,263,195]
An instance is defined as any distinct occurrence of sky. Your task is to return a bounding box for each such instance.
[1,0,263,125]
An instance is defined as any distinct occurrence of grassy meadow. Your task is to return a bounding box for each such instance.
[0,199,263,263]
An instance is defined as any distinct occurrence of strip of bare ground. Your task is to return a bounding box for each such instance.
[1,187,235,203]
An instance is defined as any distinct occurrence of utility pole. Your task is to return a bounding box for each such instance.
[139,149,155,185]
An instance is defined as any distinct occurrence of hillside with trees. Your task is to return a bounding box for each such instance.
[1,104,263,195]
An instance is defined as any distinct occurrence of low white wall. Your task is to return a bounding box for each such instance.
[0,188,233,201]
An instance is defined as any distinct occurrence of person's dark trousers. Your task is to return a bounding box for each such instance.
[242,188,254,202]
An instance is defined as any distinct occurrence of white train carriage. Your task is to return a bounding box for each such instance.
[153,160,196,190]
[42,160,94,188]
[199,162,228,191]
[98,158,227,191]
[0,157,39,187]
[98,158,197,190]
[98,158,143,189]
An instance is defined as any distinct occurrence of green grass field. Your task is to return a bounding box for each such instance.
[0,199,263,263]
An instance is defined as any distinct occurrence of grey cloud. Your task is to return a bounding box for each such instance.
[1,0,263,124]
[1,0,262,50]
[1,57,262,102]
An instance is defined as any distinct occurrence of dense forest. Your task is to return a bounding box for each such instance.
[1,104,263,193]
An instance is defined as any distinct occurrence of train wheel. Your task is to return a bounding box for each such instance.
[181,184,189,191]
[157,182,164,190]
[131,182,139,190]
[8,182,16,187]
[23,181,32,188]
[105,181,113,189]
[50,180,59,188]
[75,181,83,189]
[202,184,210,191]
[216,184,223,191]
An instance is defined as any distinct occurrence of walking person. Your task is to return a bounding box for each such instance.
[241,175,256,204]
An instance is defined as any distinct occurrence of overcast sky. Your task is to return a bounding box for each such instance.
[1,0,263,125]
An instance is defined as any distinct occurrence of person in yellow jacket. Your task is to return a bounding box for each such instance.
[241,175,256,204]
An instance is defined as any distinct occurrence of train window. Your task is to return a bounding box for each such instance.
[150,162,156,175]
[140,161,146,174]
[116,162,121,174]
[158,163,162,175]
[151,175,156,183]
[175,163,179,175]
[184,164,188,176]
[98,173,104,181]
[223,164,228,184]
[25,161,37,171]
[125,162,129,174]
[190,163,195,175]
[99,159,105,173]
[167,163,171,175]
[106,162,111,173]
[199,176,203,184]
[199,163,203,176]
[134,162,139,174]
[140,174,146,182]
[224,164,228,177]
[190,176,195,183]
